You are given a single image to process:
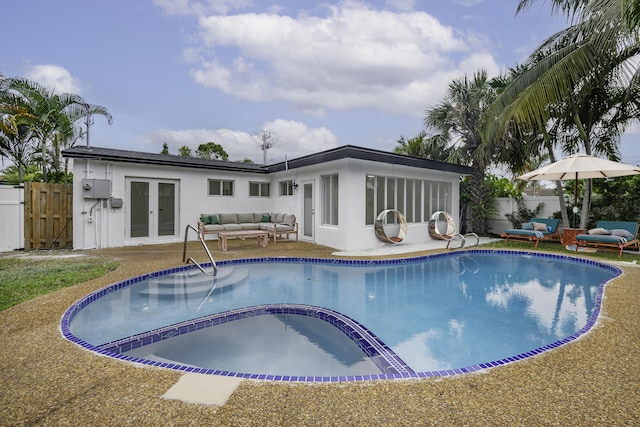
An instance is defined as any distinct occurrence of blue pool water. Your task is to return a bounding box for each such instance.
[62,250,620,381]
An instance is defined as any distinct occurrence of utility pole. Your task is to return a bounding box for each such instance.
[84,104,94,148]
[256,130,276,164]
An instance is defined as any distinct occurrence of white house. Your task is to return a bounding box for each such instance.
[62,145,472,251]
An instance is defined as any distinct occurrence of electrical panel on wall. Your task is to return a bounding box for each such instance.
[82,179,111,199]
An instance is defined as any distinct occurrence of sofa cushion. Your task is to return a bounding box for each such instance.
[237,212,255,223]
[218,213,237,224]
[275,224,295,232]
[283,214,296,226]
[273,213,284,223]
[241,223,260,230]
[255,213,270,223]
[203,224,224,232]
[222,223,243,231]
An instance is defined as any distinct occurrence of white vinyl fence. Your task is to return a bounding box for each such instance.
[0,184,24,252]
[487,196,561,235]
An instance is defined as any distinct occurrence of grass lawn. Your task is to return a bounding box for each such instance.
[483,238,640,263]
[0,255,119,311]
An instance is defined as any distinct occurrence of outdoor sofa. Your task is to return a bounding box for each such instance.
[575,220,639,256]
[198,212,298,242]
[501,218,560,249]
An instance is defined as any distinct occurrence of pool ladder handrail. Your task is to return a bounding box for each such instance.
[183,224,217,276]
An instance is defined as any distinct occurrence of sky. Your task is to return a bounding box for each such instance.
[2,0,639,170]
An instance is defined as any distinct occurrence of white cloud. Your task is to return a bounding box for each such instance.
[185,2,497,117]
[139,119,337,163]
[24,64,83,95]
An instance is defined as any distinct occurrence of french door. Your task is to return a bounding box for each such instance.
[302,180,314,240]
[128,178,178,239]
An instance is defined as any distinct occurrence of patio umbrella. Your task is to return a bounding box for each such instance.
[518,153,640,181]
[518,153,640,204]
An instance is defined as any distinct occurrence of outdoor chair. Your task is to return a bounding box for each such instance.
[501,218,560,249]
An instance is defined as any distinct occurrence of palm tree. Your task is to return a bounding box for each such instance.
[394,131,452,161]
[424,70,498,234]
[490,0,639,135]
[2,77,112,182]
[0,76,39,181]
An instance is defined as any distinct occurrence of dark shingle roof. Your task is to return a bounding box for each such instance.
[62,145,473,176]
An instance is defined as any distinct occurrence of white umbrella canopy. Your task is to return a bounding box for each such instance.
[518,153,640,181]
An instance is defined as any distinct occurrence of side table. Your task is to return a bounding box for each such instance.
[562,228,586,246]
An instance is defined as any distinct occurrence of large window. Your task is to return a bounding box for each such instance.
[365,175,452,225]
[249,181,270,197]
[322,174,339,225]
[279,180,294,196]
[208,179,234,196]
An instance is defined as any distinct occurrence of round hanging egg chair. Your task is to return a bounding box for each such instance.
[428,211,456,240]
[374,209,407,244]
[428,211,479,249]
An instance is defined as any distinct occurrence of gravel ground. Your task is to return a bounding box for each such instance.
[1,240,639,426]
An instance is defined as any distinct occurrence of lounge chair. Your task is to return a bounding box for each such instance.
[575,220,639,256]
[501,218,560,249]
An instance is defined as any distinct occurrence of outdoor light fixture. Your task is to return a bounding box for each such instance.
[292,181,299,190]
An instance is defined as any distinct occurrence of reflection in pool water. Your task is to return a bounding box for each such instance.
[62,250,620,381]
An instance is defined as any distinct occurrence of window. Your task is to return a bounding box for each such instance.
[365,175,452,225]
[322,174,339,225]
[279,180,294,196]
[208,179,234,196]
[249,182,270,197]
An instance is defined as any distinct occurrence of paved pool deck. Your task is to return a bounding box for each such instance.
[1,239,639,425]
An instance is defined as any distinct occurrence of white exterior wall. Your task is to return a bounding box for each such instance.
[332,158,462,251]
[71,157,463,251]
[0,184,24,252]
[73,159,274,249]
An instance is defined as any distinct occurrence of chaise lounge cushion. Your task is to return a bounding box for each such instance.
[575,220,639,256]
[501,217,560,249]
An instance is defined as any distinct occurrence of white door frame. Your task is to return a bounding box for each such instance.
[302,179,315,241]
[125,177,180,242]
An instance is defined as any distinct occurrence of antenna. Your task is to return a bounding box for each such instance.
[255,130,277,163]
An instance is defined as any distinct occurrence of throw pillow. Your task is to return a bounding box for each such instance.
[209,214,220,225]
[587,227,609,235]
[610,229,634,239]
[261,214,271,222]
[532,222,547,232]
[200,214,211,225]
[521,222,533,230]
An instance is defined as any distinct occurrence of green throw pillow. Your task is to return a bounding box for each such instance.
[261,214,271,222]
[200,214,211,225]
[209,214,220,225]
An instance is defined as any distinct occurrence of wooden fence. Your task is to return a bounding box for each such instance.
[24,182,73,250]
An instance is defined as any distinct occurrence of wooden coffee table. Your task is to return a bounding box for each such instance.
[217,230,269,251]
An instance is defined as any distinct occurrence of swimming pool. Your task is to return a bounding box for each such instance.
[61,250,621,382]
